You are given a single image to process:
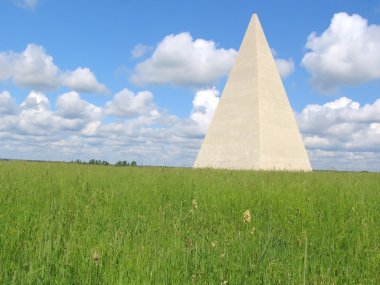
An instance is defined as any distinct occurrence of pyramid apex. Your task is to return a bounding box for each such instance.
[251,13,259,20]
[249,13,262,28]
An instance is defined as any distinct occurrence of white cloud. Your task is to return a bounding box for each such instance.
[275,58,295,79]
[0,53,14,81]
[82,121,101,136]
[307,150,380,172]
[0,90,103,137]
[0,91,19,115]
[1,88,379,171]
[20,90,50,111]
[0,89,204,166]
[302,12,380,92]
[104,88,159,117]
[61,67,108,94]
[56,91,102,121]
[0,44,107,93]
[4,44,60,90]
[131,32,237,87]
[190,88,220,133]
[271,48,295,79]
[131,44,153,59]
[18,91,55,135]
[297,97,380,171]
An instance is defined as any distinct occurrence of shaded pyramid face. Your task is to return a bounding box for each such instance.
[194,14,312,171]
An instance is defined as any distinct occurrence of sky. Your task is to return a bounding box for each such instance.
[0,0,380,171]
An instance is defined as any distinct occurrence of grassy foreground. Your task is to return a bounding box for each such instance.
[0,161,379,284]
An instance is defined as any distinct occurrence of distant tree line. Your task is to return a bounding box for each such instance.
[115,160,137,167]
[71,159,137,167]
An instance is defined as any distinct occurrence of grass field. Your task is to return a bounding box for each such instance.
[0,161,379,284]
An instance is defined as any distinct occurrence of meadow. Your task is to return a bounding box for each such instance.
[0,161,379,284]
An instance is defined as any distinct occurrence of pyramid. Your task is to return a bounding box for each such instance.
[194,14,312,171]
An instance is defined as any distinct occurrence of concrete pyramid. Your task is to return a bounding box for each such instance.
[194,14,312,171]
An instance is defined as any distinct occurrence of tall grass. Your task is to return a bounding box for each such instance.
[0,161,379,284]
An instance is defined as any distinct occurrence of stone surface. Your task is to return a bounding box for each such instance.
[194,14,312,171]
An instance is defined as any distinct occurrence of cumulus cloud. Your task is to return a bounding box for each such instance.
[0,44,107,93]
[55,91,102,132]
[302,12,380,92]
[307,149,380,172]
[0,54,14,81]
[17,91,55,135]
[131,32,237,87]
[61,67,108,94]
[20,90,50,111]
[0,88,206,166]
[297,97,380,171]
[0,90,103,137]
[104,88,159,117]
[1,88,379,171]
[0,91,19,115]
[190,88,220,133]
[275,58,295,79]
[0,44,59,90]
[271,48,295,79]
[56,91,102,120]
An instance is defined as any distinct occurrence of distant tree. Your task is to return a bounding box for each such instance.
[114,160,138,167]
[88,159,109,165]
[115,160,129,167]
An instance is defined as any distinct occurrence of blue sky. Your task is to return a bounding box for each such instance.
[0,0,380,171]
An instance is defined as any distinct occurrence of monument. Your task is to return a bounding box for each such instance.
[194,14,312,171]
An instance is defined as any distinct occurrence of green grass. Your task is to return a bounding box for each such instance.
[0,161,379,284]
